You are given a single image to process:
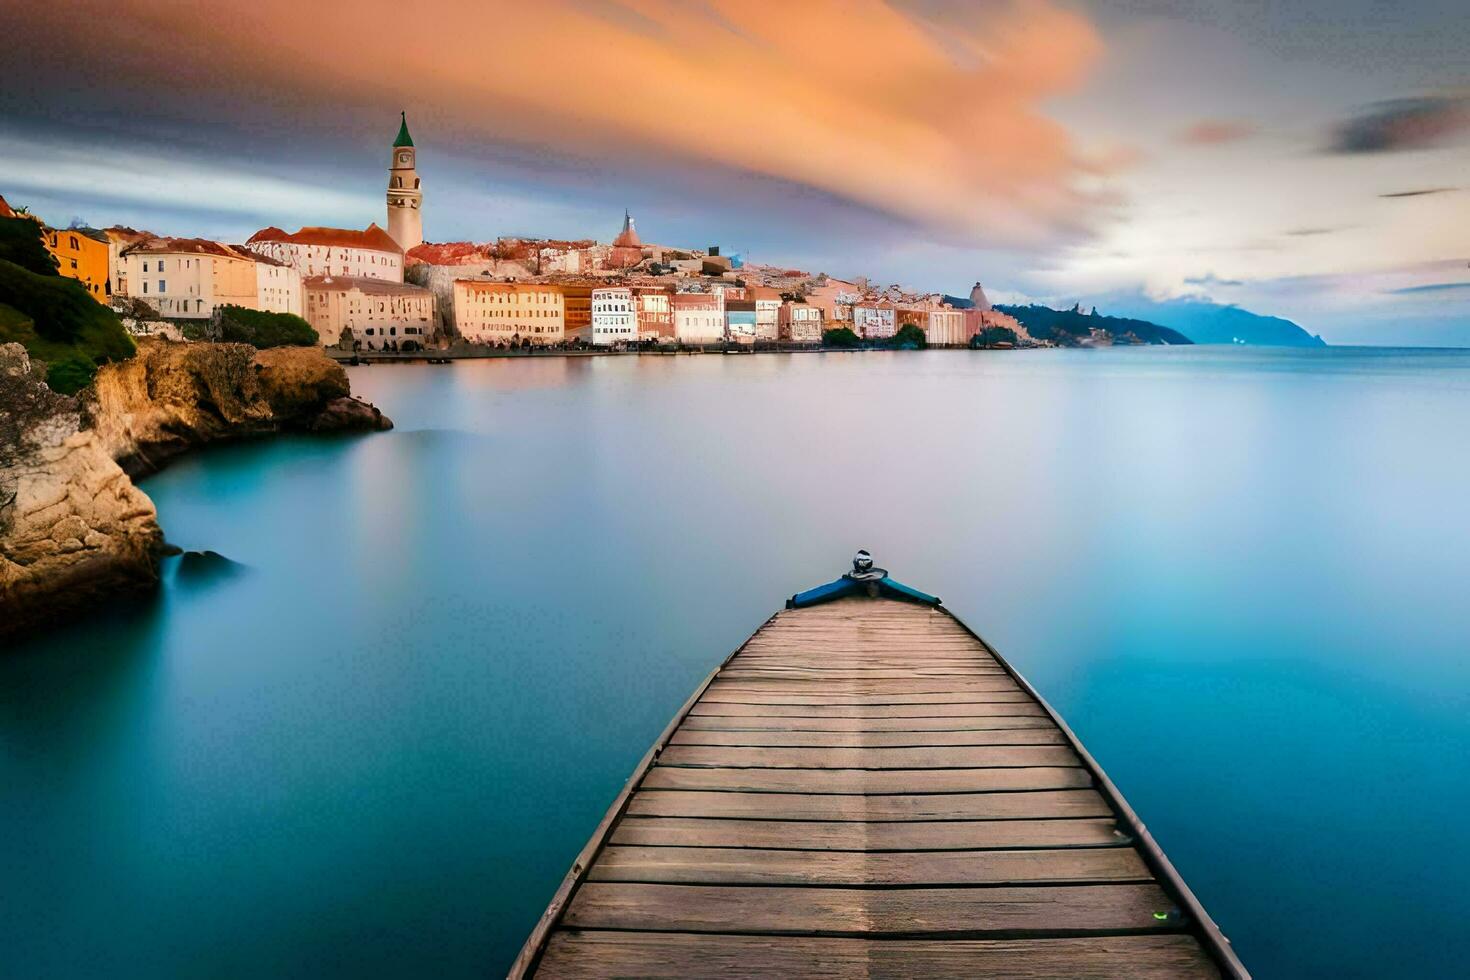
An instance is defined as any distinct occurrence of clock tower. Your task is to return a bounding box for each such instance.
[386,111,423,251]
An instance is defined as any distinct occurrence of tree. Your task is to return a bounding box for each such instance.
[0,217,59,277]
[971,326,1018,348]
[822,326,861,348]
[214,305,318,348]
[891,323,927,349]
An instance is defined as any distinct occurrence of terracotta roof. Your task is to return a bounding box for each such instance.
[247,223,403,254]
[0,194,15,219]
[304,275,430,296]
[121,237,253,259]
[230,247,289,267]
[670,293,722,308]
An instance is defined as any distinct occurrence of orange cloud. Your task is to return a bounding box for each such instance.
[18,0,1106,246]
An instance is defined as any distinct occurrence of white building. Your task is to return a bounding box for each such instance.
[853,303,896,339]
[591,286,636,346]
[671,291,726,344]
[251,253,303,316]
[926,309,967,346]
[304,275,434,348]
[749,287,782,341]
[119,238,258,319]
[244,224,404,283]
[780,301,823,343]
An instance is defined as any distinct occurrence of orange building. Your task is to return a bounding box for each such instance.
[45,227,110,301]
[557,283,594,342]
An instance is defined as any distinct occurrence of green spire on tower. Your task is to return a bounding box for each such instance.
[393,111,414,148]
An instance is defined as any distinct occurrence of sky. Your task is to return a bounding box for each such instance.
[3,0,1467,344]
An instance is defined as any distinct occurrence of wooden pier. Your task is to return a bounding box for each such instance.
[511,589,1247,978]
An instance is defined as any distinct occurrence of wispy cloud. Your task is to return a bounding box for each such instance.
[1379,187,1457,198]
[1184,272,1244,287]
[1387,281,1470,295]
[1328,96,1470,154]
[1285,227,1341,237]
[1177,120,1255,145]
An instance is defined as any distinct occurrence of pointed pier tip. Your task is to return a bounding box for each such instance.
[787,550,941,609]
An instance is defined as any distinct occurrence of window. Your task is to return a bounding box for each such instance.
[159,280,167,292]
[143,282,148,294]
[158,259,165,271]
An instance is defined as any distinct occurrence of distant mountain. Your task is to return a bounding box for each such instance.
[1096,295,1325,347]
[994,304,1192,346]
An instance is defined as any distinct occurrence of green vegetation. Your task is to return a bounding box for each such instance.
[215,305,319,348]
[971,326,1018,347]
[0,222,135,394]
[0,296,134,395]
[821,327,861,348]
[994,303,1192,346]
[0,216,59,276]
[890,323,927,349]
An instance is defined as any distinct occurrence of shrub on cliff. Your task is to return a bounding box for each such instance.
[215,305,319,349]
[0,217,58,277]
[0,262,134,395]
[822,327,861,348]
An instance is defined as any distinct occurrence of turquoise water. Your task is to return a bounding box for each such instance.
[4,347,1469,978]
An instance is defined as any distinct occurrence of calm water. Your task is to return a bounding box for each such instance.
[4,347,1469,978]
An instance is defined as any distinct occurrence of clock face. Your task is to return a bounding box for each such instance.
[397,152,411,165]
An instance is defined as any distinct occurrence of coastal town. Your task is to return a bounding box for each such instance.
[1,114,1036,355]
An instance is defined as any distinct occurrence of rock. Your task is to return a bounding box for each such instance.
[2,338,391,642]
[2,350,164,639]
[176,549,245,584]
[307,396,394,433]
[88,338,392,477]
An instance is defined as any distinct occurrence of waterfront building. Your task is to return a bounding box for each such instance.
[44,227,110,300]
[119,238,257,319]
[725,299,758,344]
[671,291,725,344]
[749,286,782,341]
[244,224,404,283]
[303,275,433,348]
[779,300,823,343]
[101,227,152,297]
[386,112,423,252]
[632,286,673,341]
[558,283,595,343]
[250,252,303,316]
[591,286,636,346]
[926,308,967,346]
[805,277,862,324]
[452,280,566,346]
[853,302,896,339]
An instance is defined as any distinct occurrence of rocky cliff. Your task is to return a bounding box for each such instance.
[2,339,391,640]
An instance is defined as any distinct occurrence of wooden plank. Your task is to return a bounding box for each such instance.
[680,715,1059,732]
[588,845,1153,886]
[563,881,1182,936]
[689,702,1047,718]
[641,765,1091,795]
[536,932,1222,979]
[657,744,1080,770]
[720,669,1011,680]
[669,727,1065,748]
[710,678,1031,694]
[625,789,1113,822]
[607,816,1132,852]
[701,688,1029,705]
